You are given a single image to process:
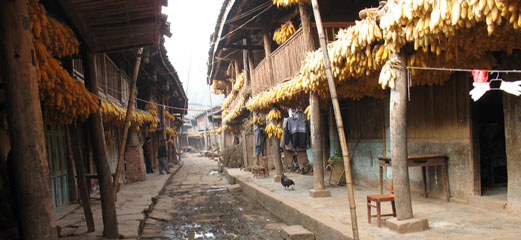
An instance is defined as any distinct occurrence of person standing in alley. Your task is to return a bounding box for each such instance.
[158,140,170,174]
[142,137,154,173]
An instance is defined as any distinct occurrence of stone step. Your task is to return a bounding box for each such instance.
[281,225,314,240]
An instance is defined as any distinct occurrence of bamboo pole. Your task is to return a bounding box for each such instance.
[68,125,95,232]
[309,1,359,239]
[114,48,143,198]
[84,52,119,238]
[0,1,58,238]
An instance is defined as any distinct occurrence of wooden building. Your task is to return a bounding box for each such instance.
[0,0,186,238]
[208,0,521,226]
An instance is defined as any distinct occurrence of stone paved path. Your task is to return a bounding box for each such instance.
[140,153,285,239]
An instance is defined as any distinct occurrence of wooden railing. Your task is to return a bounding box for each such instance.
[251,22,353,97]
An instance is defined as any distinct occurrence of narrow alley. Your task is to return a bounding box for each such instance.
[140,153,284,239]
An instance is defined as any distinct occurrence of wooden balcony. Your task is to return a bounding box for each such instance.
[251,22,354,97]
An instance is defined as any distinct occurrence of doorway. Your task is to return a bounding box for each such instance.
[475,90,507,197]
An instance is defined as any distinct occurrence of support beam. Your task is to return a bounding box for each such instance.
[114,48,143,198]
[84,52,119,238]
[68,126,95,232]
[299,2,329,197]
[310,1,358,239]
[263,30,283,179]
[0,1,58,238]
[390,51,413,220]
[223,44,264,50]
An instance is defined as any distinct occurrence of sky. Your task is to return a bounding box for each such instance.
[163,0,225,117]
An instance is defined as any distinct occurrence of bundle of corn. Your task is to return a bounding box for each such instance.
[212,79,228,90]
[145,103,158,117]
[378,0,521,86]
[273,21,296,45]
[215,127,222,134]
[221,91,236,110]
[266,109,282,121]
[29,1,98,124]
[100,100,158,131]
[232,72,245,92]
[166,127,177,137]
[273,0,310,7]
[252,116,262,124]
[168,139,175,145]
[222,94,249,124]
[265,123,283,139]
[165,111,176,121]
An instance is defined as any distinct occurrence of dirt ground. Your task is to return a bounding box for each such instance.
[140,153,285,240]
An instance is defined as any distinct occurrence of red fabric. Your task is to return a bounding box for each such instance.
[472,69,488,83]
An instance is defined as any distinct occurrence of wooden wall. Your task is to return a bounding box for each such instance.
[407,73,471,139]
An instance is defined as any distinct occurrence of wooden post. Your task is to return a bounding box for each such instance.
[242,38,250,87]
[310,92,326,190]
[263,30,283,178]
[300,2,328,196]
[0,1,58,239]
[113,47,143,198]
[329,104,340,154]
[65,129,78,203]
[68,125,95,232]
[84,52,119,238]
[310,1,359,239]
[390,51,413,220]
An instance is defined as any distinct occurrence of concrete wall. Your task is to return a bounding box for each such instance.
[503,93,521,213]
[346,77,474,200]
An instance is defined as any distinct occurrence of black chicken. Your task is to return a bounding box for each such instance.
[281,174,295,190]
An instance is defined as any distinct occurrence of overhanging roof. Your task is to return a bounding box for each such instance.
[58,0,168,52]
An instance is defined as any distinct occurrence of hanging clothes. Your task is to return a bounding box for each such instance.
[284,114,310,150]
[254,125,265,156]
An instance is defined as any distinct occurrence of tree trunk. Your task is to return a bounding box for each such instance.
[84,52,119,238]
[390,51,413,220]
[114,48,143,197]
[0,1,58,239]
[68,126,95,232]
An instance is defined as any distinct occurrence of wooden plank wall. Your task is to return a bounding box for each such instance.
[407,73,470,139]
[343,72,470,140]
[344,97,385,139]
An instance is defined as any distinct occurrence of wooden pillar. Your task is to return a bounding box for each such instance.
[299,2,315,50]
[114,48,143,197]
[310,0,358,238]
[84,52,119,238]
[262,30,283,179]
[65,130,78,203]
[242,38,250,87]
[390,51,413,220]
[329,104,340,154]
[300,1,329,197]
[310,92,325,190]
[0,1,58,238]
[246,36,255,86]
[68,126,94,232]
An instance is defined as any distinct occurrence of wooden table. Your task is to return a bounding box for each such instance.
[378,155,449,202]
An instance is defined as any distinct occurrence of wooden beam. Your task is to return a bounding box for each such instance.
[113,48,143,199]
[84,52,119,238]
[68,126,95,232]
[57,0,98,51]
[310,1,359,239]
[223,44,263,50]
[0,1,58,239]
[390,51,413,220]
